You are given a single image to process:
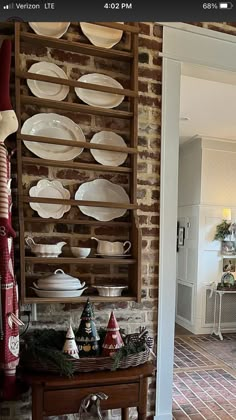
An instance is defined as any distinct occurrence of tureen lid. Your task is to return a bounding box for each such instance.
[39,269,81,283]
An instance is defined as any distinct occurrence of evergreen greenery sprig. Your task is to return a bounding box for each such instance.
[214,220,231,240]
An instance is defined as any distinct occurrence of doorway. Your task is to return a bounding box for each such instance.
[155,23,236,420]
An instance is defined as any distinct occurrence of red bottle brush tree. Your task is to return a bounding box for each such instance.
[102,311,124,357]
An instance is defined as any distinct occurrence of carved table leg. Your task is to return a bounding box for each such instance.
[122,407,129,420]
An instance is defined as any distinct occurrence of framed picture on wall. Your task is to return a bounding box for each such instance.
[223,258,236,272]
[178,226,185,247]
[221,241,236,255]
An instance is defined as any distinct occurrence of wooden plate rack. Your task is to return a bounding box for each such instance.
[14,22,141,304]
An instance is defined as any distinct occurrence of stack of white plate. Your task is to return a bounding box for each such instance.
[31,269,87,298]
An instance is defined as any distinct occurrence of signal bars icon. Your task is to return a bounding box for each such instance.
[3,2,14,8]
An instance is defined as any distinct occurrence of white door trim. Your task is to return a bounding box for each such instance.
[155,24,236,420]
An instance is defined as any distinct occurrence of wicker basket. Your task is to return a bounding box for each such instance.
[22,349,150,374]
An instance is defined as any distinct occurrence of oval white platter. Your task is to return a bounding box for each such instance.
[29,22,70,38]
[29,179,71,219]
[75,179,130,221]
[27,62,69,101]
[90,131,127,166]
[31,288,86,298]
[33,282,83,291]
[80,22,123,49]
[21,113,85,161]
[75,73,124,108]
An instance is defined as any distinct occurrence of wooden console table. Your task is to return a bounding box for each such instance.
[25,362,154,420]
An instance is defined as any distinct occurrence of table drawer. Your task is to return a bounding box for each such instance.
[43,383,139,415]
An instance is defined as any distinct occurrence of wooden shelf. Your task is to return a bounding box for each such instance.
[25,257,135,265]
[24,295,136,304]
[22,157,132,174]
[14,22,141,304]
[18,134,137,154]
[20,32,133,62]
[22,196,137,210]
[21,95,133,119]
[23,217,131,227]
[17,71,138,98]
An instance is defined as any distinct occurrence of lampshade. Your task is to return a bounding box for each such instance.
[222,208,231,221]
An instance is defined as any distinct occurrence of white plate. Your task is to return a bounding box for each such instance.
[22,113,85,161]
[90,131,127,166]
[95,254,131,258]
[33,282,84,291]
[31,288,86,298]
[75,179,130,221]
[29,22,70,38]
[75,73,124,108]
[80,22,123,49]
[27,62,69,101]
[29,179,71,219]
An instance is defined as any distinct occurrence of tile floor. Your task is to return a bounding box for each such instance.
[173,334,236,419]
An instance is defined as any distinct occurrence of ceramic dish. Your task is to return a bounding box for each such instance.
[90,131,127,166]
[94,285,127,297]
[27,62,69,101]
[31,288,87,298]
[29,22,70,38]
[71,247,91,258]
[33,282,83,291]
[75,73,124,108]
[21,113,85,161]
[75,179,130,221]
[25,237,66,258]
[29,179,71,219]
[80,22,123,49]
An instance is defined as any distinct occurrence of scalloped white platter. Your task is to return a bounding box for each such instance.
[31,288,86,298]
[29,22,70,38]
[27,62,69,101]
[75,179,130,221]
[75,73,124,108]
[80,22,123,49]
[21,113,85,161]
[90,131,127,166]
[29,179,71,219]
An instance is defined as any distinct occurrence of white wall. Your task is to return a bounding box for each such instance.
[177,137,236,334]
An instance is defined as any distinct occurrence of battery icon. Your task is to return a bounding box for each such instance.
[219,2,233,8]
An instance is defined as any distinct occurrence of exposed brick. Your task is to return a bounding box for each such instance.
[137,162,148,173]
[55,169,90,181]
[153,55,162,66]
[151,240,159,250]
[139,67,162,81]
[150,82,162,95]
[151,216,159,225]
[139,81,149,93]
[151,190,160,200]
[137,189,146,199]
[153,24,163,38]
[50,49,91,65]
[142,227,159,236]
[23,165,48,177]
[139,95,161,107]
[139,23,151,35]
[139,37,162,51]
[138,136,148,147]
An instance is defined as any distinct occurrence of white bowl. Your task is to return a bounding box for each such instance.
[71,247,91,258]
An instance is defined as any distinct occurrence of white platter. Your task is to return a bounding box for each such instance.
[90,131,127,166]
[31,288,87,298]
[27,62,69,101]
[29,179,71,219]
[29,22,70,38]
[21,113,85,161]
[75,73,124,108]
[80,22,123,49]
[75,179,129,221]
[33,282,83,291]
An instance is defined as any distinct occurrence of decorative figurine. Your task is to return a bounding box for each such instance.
[102,311,124,357]
[62,324,79,359]
[76,298,100,357]
[78,392,108,420]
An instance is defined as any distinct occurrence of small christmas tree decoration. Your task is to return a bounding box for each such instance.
[62,324,79,359]
[102,311,124,357]
[76,298,100,357]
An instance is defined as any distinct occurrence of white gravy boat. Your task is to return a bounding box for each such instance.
[25,237,66,257]
[92,237,131,255]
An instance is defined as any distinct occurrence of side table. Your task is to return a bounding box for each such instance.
[25,362,155,420]
[212,289,236,340]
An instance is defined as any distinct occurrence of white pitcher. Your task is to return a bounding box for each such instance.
[91,237,131,255]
